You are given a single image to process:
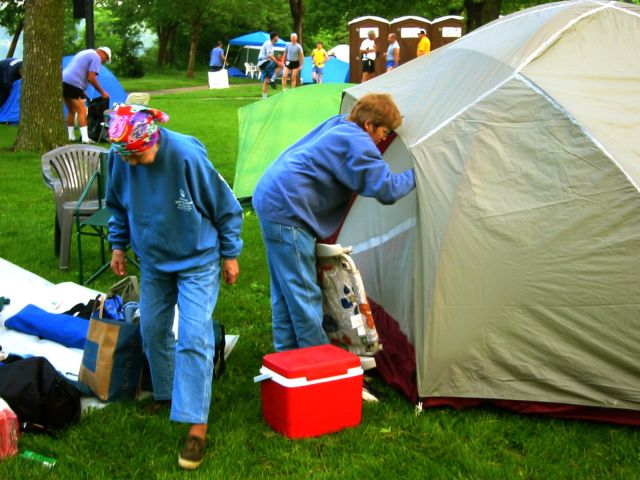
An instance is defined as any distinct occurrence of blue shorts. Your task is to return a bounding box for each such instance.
[259,60,277,81]
[312,65,324,74]
[386,60,397,69]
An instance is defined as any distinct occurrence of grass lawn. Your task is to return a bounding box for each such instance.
[0,76,638,479]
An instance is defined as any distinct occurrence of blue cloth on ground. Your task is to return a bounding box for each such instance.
[4,304,89,349]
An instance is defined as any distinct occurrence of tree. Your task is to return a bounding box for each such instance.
[15,0,65,151]
[289,0,303,42]
[0,1,25,58]
[464,0,502,32]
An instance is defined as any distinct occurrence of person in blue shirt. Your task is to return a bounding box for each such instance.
[106,104,243,470]
[253,93,415,352]
[208,41,226,71]
[281,33,304,90]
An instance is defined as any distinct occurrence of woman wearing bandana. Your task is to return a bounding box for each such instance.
[105,104,243,470]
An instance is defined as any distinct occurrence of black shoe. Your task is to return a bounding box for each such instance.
[178,435,206,470]
[141,399,171,415]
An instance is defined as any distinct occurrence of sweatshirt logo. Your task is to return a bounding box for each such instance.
[175,189,193,212]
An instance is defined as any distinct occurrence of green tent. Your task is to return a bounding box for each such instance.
[233,83,353,199]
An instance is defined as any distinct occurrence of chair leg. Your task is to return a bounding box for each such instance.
[58,210,74,270]
[77,220,84,284]
[55,215,61,257]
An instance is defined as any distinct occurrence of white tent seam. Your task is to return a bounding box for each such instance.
[409,69,516,148]
[350,217,417,254]
[515,73,640,192]
[515,3,610,72]
[409,1,612,149]
[461,0,583,42]
[608,1,640,18]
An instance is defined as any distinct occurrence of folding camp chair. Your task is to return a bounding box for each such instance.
[75,153,139,285]
[42,144,109,270]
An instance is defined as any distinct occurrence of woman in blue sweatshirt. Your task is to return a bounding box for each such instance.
[253,93,415,353]
[106,104,243,470]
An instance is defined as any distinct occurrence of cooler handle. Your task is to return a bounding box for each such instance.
[253,373,272,383]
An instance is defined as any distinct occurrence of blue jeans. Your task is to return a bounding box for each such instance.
[139,262,220,424]
[259,60,277,82]
[259,218,329,351]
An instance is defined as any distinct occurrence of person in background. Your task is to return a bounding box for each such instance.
[0,57,22,108]
[62,46,111,144]
[281,33,304,90]
[252,93,415,352]
[257,32,283,100]
[416,29,431,57]
[386,33,400,72]
[106,104,243,470]
[311,41,329,84]
[360,30,378,83]
[209,41,226,71]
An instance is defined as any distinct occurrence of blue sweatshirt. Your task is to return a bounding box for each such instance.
[252,115,415,239]
[107,128,243,273]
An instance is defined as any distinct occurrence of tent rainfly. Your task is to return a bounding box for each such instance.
[233,83,351,199]
[335,0,640,425]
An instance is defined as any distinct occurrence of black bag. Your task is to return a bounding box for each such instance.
[87,96,110,142]
[0,356,81,432]
[213,318,226,379]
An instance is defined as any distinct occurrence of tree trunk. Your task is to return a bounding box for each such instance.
[15,0,65,151]
[289,0,304,43]
[187,13,203,79]
[157,25,169,67]
[464,0,502,32]
[167,24,178,68]
[7,19,23,59]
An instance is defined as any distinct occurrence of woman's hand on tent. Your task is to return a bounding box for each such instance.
[111,249,128,277]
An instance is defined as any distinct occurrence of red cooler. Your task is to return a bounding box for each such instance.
[258,344,363,439]
[0,398,19,459]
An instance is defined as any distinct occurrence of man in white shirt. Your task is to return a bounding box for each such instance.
[359,30,377,83]
[257,32,283,100]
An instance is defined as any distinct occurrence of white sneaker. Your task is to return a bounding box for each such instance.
[81,138,96,144]
[362,386,379,403]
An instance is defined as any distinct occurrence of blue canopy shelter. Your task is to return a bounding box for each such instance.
[228,31,287,48]
[226,31,286,77]
[0,55,127,124]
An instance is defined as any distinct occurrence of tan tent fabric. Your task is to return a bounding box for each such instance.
[338,1,640,411]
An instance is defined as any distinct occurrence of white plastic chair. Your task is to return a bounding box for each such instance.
[244,62,259,79]
[41,144,109,270]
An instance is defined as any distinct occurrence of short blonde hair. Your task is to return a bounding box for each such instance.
[347,93,402,130]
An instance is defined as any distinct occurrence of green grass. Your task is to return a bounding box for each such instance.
[119,69,259,93]
[0,81,639,479]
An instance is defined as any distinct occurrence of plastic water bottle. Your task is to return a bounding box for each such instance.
[19,450,57,468]
[0,398,19,459]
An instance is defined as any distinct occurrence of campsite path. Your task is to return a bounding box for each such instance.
[145,84,247,95]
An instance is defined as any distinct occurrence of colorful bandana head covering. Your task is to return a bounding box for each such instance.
[107,104,169,158]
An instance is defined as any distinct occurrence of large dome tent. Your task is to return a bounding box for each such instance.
[334,0,640,424]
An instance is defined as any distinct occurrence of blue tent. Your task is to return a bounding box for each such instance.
[0,55,127,124]
[299,57,350,84]
[228,31,286,47]
[0,79,21,123]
